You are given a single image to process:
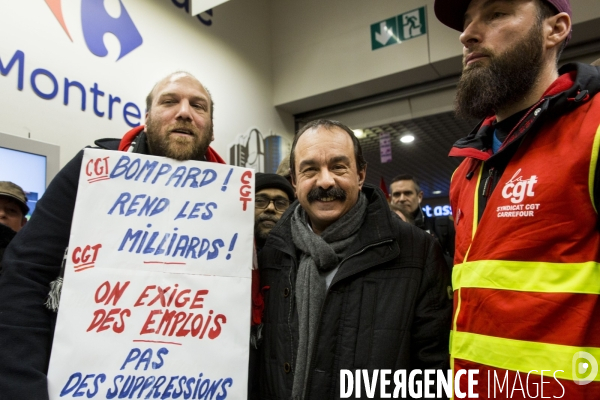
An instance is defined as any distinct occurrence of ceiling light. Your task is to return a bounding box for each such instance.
[400,135,415,143]
[432,190,442,195]
[352,129,365,138]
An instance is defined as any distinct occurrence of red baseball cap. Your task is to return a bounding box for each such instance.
[434,0,572,42]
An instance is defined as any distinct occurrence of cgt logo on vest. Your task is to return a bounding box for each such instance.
[45,0,143,60]
[502,169,538,204]
[497,169,540,218]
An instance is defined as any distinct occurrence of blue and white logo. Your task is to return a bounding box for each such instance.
[45,0,143,60]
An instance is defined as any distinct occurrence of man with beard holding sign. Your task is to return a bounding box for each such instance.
[434,0,600,397]
[0,71,225,399]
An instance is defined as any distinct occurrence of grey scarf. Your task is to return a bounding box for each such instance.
[290,192,368,399]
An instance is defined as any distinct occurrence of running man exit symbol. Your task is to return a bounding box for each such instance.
[399,7,427,41]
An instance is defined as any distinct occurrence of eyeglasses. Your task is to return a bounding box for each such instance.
[255,196,290,212]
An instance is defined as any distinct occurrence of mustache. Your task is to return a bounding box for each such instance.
[257,215,279,223]
[463,48,494,67]
[307,187,347,203]
[167,123,199,136]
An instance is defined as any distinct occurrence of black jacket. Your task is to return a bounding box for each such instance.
[258,185,452,399]
[0,138,123,400]
[0,129,224,400]
[0,223,17,275]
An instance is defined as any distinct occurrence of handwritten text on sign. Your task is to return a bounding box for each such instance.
[48,149,253,399]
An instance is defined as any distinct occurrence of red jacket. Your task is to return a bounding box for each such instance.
[449,63,600,399]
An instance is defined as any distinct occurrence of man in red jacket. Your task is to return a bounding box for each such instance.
[435,0,600,397]
[0,71,225,400]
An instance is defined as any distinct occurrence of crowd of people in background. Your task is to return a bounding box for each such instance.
[1,0,600,399]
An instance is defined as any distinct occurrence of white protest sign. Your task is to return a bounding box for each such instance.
[48,149,254,400]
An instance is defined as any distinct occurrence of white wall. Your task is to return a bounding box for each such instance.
[0,0,294,167]
[270,0,600,114]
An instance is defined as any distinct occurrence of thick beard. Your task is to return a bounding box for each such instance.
[145,116,213,161]
[455,22,544,120]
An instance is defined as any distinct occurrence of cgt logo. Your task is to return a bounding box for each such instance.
[45,0,143,60]
[501,168,538,204]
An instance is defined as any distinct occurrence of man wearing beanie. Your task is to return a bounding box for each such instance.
[434,0,600,397]
[251,173,294,328]
[254,172,295,251]
[250,173,294,327]
[249,173,294,398]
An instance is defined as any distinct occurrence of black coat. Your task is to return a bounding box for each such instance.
[257,185,452,399]
[0,135,130,400]
[0,141,121,400]
[0,223,17,275]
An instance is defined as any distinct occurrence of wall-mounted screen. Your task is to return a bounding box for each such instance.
[0,132,60,218]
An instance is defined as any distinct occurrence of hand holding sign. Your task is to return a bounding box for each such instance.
[48,150,253,399]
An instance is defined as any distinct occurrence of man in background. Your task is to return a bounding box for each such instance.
[0,181,27,234]
[435,0,600,396]
[0,71,225,399]
[254,173,295,251]
[390,174,454,267]
[249,173,294,398]
[251,172,294,332]
[390,174,427,228]
[0,181,28,273]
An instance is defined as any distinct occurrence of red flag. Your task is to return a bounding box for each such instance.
[380,176,389,200]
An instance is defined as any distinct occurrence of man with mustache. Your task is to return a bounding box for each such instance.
[434,0,600,396]
[257,119,452,399]
[251,173,294,339]
[0,71,224,399]
[254,173,295,252]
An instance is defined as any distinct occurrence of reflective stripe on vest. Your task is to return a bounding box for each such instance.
[453,260,600,294]
[451,330,600,383]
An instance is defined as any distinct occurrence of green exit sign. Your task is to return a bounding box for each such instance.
[371,7,427,50]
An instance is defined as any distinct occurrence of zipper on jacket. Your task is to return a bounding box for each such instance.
[303,238,394,397]
[482,167,496,199]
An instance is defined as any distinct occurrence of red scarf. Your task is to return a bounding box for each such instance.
[117,125,226,164]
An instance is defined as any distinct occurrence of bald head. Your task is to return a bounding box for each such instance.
[144,72,215,161]
[146,71,214,117]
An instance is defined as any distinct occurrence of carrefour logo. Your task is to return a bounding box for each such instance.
[45,0,143,60]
